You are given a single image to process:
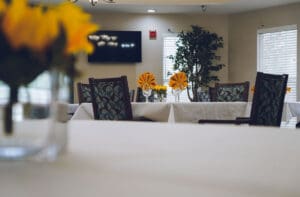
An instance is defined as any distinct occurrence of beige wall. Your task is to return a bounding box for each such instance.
[229,3,300,96]
[74,3,300,102]
[74,12,229,102]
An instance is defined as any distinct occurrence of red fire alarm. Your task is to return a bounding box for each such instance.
[149,30,157,40]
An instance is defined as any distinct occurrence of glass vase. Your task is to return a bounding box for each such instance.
[142,88,152,103]
[172,89,182,102]
[0,70,70,161]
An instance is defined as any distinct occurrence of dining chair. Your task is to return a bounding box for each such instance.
[199,72,288,127]
[209,87,217,101]
[214,81,250,102]
[296,122,300,128]
[129,89,135,102]
[77,82,92,104]
[89,76,133,120]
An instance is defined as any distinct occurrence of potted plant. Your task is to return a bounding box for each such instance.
[169,25,225,102]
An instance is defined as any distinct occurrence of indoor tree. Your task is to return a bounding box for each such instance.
[169,25,225,102]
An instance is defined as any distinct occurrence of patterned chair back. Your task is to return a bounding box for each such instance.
[249,72,288,127]
[215,81,250,102]
[129,89,135,102]
[77,82,92,103]
[89,76,133,120]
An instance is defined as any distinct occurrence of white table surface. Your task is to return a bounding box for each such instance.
[71,102,251,123]
[285,102,300,117]
[71,102,172,122]
[172,102,251,123]
[0,121,299,197]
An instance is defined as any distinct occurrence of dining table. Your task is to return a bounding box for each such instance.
[71,102,251,123]
[284,102,300,119]
[0,120,299,197]
[71,102,172,122]
[69,101,298,125]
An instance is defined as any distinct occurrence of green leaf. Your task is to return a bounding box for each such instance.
[170,25,225,101]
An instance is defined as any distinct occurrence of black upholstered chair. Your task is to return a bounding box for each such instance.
[129,89,135,102]
[209,87,217,101]
[135,87,155,102]
[199,72,288,127]
[89,76,133,120]
[214,81,250,102]
[77,82,92,103]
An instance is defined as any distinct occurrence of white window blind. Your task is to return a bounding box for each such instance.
[257,25,297,102]
[163,35,190,102]
[163,35,179,84]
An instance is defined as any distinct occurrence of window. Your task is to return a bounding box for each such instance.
[0,71,71,105]
[163,35,189,102]
[257,25,297,102]
[0,81,9,104]
[163,35,178,85]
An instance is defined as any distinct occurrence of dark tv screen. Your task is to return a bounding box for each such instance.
[88,30,142,63]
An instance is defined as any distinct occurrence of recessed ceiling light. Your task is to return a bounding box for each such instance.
[147,9,156,13]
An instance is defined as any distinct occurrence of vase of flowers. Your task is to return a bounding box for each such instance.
[137,72,157,103]
[168,72,188,102]
[0,0,98,160]
[153,85,167,102]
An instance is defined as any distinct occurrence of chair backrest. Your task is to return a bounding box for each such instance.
[249,72,288,127]
[129,89,135,102]
[77,82,92,103]
[209,87,217,101]
[135,87,155,102]
[89,76,133,120]
[215,81,250,102]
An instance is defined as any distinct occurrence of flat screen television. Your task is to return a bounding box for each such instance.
[88,30,142,63]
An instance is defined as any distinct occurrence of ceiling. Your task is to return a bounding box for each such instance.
[75,0,300,14]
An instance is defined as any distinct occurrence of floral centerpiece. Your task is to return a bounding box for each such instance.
[0,0,98,134]
[169,71,188,90]
[168,72,188,102]
[137,72,157,102]
[137,72,157,90]
[153,85,167,102]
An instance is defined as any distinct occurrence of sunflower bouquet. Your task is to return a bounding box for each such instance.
[153,85,167,101]
[137,72,157,90]
[168,72,188,90]
[0,0,98,134]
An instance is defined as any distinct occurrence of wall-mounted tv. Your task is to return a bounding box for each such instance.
[88,30,142,63]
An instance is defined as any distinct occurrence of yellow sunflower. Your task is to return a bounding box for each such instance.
[54,2,99,54]
[0,0,6,13]
[1,0,98,54]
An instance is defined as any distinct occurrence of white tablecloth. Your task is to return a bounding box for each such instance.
[71,102,171,122]
[285,102,300,118]
[71,102,250,123]
[0,121,299,197]
[172,102,251,123]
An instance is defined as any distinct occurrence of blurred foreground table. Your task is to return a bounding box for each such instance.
[0,121,300,197]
